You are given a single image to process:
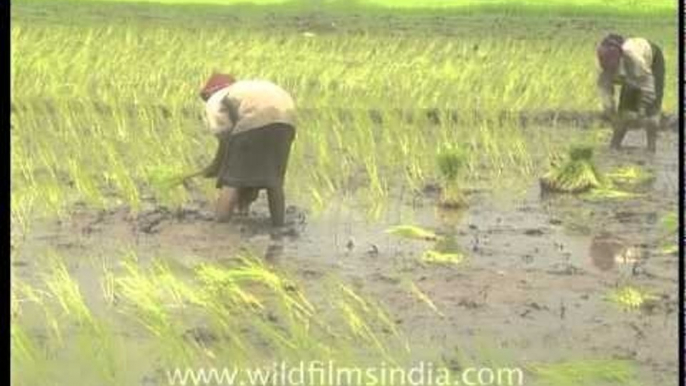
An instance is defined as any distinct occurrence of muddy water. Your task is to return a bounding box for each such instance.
[13,128,679,385]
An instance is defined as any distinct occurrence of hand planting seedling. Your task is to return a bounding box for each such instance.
[199,73,296,226]
[148,166,204,191]
[11,3,679,385]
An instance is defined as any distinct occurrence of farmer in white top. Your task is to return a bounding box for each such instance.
[198,73,297,226]
[596,33,665,152]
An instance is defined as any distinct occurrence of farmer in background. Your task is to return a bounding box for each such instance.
[198,73,297,226]
[596,33,665,152]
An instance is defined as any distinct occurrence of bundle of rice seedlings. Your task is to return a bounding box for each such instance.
[582,166,651,202]
[540,145,603,193]
[436,144,468,208]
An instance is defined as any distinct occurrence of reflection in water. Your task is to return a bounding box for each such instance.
[435,207,466,228]
[589,232,640,271]
[264,243,284,261]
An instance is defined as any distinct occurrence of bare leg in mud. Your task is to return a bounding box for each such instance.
[609,114,629,150]
[611,113,660,152]
[267,186,286,227]
[645,115,659,153]
[237,188,259,215]
[215,187,240,222]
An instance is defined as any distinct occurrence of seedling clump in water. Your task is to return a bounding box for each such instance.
[605,286,658,311]
[659,212,678,254]
[385,225,440,241]
[436,144,467,208]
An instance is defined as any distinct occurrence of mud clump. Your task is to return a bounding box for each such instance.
[588,232,640,272]
[130,205,216,234]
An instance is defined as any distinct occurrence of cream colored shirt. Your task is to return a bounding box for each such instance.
[597,37,657,116]
[205,80,296,136]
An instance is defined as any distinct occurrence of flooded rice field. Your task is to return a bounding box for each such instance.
[13,125,679,385]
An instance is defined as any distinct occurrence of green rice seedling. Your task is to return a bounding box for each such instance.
[581,186,641,201]
[11,322,38,370]
[436,143,468,208]
[420,249,466,265]
[659,243,678,255]
[605,286,659,311]
[195,255,333,360]
[67,318,127,386]
[15,3,676,220]
[100,260,117,306]
[658,212,678,254]
[12,280,63,346]
[540,145,603,193]
[662,211,678,232]
[406,280,444,318]
[318,282,409,364]
[10,190,36,255]
[43,256,96,329]
[384,224,441,241]
[116,257,197,366]
[335,294,396,363]
[527,359,640,386]
[11,321,48,386]
[605,165,655,187]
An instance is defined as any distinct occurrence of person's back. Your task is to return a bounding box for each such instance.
[205,79,296,137]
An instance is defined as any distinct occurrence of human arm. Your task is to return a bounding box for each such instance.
[200,138,227,178]
[200,92,241,178]
[597,70,616,120]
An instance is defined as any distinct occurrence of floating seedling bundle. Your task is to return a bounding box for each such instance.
[605,166,655,188]
[385,225,466,266]
[605,286,659,312]
[384,225,440,241]
[540,145,602,193]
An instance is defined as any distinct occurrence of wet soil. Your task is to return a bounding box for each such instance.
[13,127,679,385]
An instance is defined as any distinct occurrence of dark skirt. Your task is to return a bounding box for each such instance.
[216,123,295,189]
[618,42,665,116]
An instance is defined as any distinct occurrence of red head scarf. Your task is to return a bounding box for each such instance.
[200,73,236,101]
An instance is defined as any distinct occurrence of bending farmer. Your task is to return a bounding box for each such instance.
[199,73,297,226]
[596,33,665,152]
